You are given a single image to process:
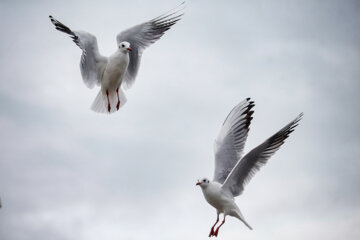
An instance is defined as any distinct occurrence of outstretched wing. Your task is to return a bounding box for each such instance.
[221,113,303,197]
[49,16,107,89]
[213,98,255,184]
[116,3,184,89]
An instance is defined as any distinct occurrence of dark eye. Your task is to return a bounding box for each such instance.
[203,179,206,182]
[121,44,125,48]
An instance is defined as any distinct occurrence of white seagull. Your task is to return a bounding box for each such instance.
[196,98,303,237]
[49,3,184,113]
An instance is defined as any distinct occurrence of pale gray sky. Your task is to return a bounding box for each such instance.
[0,0,359,239]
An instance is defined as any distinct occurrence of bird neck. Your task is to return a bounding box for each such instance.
[118,49,129,55]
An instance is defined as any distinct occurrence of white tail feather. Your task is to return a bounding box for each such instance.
[235,209,253,230]
[239,217,252,230]
[90,89,127,114]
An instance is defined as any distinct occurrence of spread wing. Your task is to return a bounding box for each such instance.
[116,3,184,89]
[213,98,255,184]
[49,16,107,89]
[221,113,303,197]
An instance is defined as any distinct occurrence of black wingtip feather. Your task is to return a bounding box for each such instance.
[152,2,185,22]
[269,113,303,144]
[49,16,80,47]
[221,110,303,196]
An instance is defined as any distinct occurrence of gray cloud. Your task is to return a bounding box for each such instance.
[0,0,359,239]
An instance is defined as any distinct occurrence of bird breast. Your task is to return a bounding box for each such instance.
[202,183,233,212]
[101,51,129,91]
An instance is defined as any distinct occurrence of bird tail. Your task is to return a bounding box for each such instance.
[235,209,253,230]
[90,89,127,114]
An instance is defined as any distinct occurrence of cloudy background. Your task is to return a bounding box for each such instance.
[0,0,359,239]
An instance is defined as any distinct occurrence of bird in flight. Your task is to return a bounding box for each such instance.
[49,3,184,113]
[196,98,303,237]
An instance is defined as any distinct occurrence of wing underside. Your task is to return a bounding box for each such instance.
[116,3,184,89]
[213,98,255,184]
[221,113,303,197]
[49,16,107,88]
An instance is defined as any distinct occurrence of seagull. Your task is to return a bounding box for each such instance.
[49,3,184,113]
[196,98,303,237]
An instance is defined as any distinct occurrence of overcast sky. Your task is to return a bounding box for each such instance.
[0,0,359,239]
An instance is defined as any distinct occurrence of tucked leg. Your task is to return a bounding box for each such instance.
[116,88,120,110]
[214,215,226,237]
[106,90,111,112]
[209,213,219,237]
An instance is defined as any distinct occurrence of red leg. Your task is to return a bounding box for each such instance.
[116,88,120,110]
[209,214,219,237]
[106,90,111,112]
[214,216,226,237]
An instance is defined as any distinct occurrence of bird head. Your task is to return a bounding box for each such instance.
[118,41,132,53]
[196,178,210,188]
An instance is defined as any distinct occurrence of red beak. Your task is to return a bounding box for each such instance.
[196,182,201,186]
[127,47,132,51]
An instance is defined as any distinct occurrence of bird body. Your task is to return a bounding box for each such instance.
[83,41,131,113]
[200,181,234,214]
[198,179,252,233]
[196,98,302,237]
[91,47,130,112]
[101,49,130,95]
